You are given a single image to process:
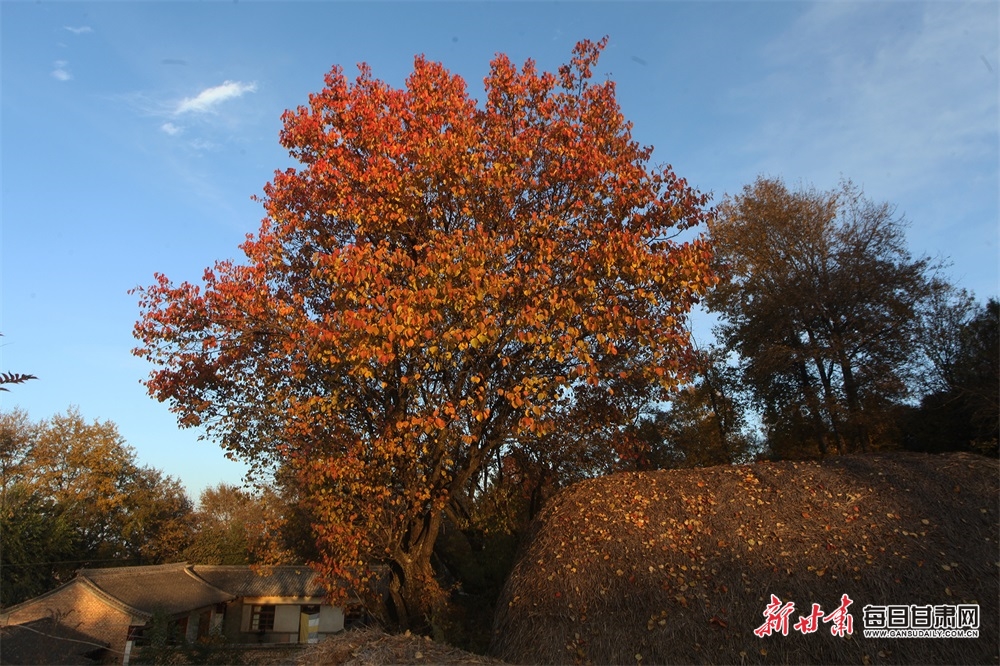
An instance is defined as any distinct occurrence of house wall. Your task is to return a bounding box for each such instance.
[273,605,299,634]
[0,582,141,657]
[226,598,344,644]
[320,605,344,633]
[223,600,245,640]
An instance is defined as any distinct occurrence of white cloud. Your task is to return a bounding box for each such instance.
[160,122,183,136]
[176,80,257,114]
[115,91,174,118]
[187,138,217,152]
[64,26,93,35]
[51,61,72,81]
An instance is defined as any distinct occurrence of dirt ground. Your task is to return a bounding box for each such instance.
[492,452,999,665]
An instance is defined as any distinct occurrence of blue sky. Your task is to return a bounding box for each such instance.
[2,1,997,499]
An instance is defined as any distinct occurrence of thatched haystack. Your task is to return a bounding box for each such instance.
[298,627,505,665]
[491,452,998,665]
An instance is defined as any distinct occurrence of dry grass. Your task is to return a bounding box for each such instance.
[491,452,999,665]
[297,627,505,665]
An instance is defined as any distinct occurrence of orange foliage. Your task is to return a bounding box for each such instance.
[133,38,715,628]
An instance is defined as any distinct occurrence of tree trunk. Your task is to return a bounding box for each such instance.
[810,354,846,454]
[386,510,445,633]
[796,360,829,456]
[803,326,848,455]
[838,358,869,453]
[702,371,734,463]
[386,555,437,633]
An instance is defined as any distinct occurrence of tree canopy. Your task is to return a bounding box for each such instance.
[707,177,943,458]
[0,408,194,606]
[133,38,716,629]
[906,294,999,455]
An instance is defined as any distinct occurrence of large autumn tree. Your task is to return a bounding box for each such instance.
[133,38,715,630]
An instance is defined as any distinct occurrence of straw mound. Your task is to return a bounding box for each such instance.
[297,627,505,665]
[491,452,999,665]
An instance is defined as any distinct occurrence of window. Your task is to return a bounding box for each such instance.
[250,605,275,632]
[127,625,145,645]
[129,616,187,646]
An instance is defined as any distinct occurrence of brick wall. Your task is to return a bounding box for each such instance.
[1,580,141,658]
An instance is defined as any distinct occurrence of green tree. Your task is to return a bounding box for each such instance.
[26,409,194,564]
[119,467,194,565]
[906,295,999,455]
[0,483,75,606]
[0,408,194,605]
[0,408,37,496]
[708,177,943,458]
[185,483,274,565]
[951,299,999,448]
[656,346,758,467]
[1,410,76,604]
[132,610,185,665]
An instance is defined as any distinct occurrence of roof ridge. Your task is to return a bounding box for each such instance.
[183,565,238,598]
[81,564,233,616]
[79,562,191,576]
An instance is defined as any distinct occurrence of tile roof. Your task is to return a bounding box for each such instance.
[78,563,233,616]
[191,565,327,599]
[0,617,107,665]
